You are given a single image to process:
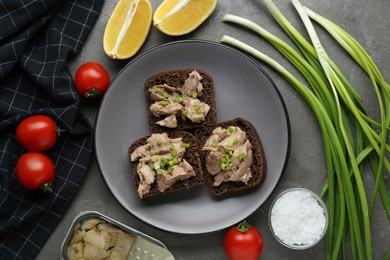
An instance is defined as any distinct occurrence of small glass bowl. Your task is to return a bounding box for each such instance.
[268,188,328,250]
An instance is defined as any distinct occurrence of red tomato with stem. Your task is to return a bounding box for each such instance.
[75,62,110,98]
[224,220,264,260]
[16,152,56,191]
[16,115,59,152]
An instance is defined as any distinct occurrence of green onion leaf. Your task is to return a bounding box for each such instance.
[219,1,390,258]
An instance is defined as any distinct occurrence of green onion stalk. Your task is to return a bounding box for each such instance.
[220,0,390,259]
[221,35,353,258]
[305,6,390,220]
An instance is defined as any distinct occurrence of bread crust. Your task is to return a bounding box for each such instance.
[194,118,267,197]
[144,68,217,133]
[128,131,205,199]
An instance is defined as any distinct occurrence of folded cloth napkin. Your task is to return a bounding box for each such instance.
[0,0,104,259]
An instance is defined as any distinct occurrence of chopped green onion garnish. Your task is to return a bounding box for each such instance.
[168,167,174,174]
[160,158,168,168]
[181,109,187,116]
[163,92,169,98]
[195,105,202,114]
[237,152,246,160]
[177,87,183,92]
[157,140,162,146]
[156,168,163,174]
[160,100,169,106]
[170,144,177,157]
[137,162,143,169]
[220,163,227,171]
[150,151,156,156]
[226,137,238,148]
[180,141,190,148]
[175,93,183,103]
[169,158,180,166]
[149,163,155,169]
[192,92,198,98]
[211,141,218,148]
[220,152,233,170]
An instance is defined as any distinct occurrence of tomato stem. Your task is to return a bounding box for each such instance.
[237,220,251,233]
[41,181,54,192]
[85,88,101,98]
[55,125,65,137]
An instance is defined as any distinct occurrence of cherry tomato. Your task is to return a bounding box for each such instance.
[75,62,110,98]
[224,220,264,260]
[16,152,56,191]
[16,115,58,152]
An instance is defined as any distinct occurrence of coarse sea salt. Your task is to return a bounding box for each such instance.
[270,188,327,248]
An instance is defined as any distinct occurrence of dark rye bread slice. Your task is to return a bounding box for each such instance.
[144,68,217,133]
[128,131,205,199]
[194,118,267,197]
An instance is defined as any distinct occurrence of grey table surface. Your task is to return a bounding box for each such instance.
[37,0,390,259]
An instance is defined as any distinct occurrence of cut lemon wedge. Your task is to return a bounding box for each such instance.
[153,0,218,36]
[103,0,152,59]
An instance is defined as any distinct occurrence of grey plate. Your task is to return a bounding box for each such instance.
[95,40,290,234]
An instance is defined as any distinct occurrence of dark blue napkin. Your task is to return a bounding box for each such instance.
[0,0,104,258]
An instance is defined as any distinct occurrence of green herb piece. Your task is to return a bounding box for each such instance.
[180,141,190,148]
[150,151,156,156]
[181,109,187,116]
[226,137,238,148]
[170,144,177,157]
[156,168,163,174]
[163,91,169,98]
[192,92,198,98]
[195,105,202,114]
[211,141,218,148]
[157,140,162,146]
[160,158,169,169]
[177,87,183,92]
[220,152,233,170]
[160,100,169,106]
[137,162,143,169]
[175,93,183,103]
[220,163,227,171]
[148,163,155,170]
[169,158,180,166]
[237,152,246,160]
[168,167,174,174]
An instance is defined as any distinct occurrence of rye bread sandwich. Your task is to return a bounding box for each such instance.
[128,131,205,198]
[195,118,267,197]
[144,68,217,133]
